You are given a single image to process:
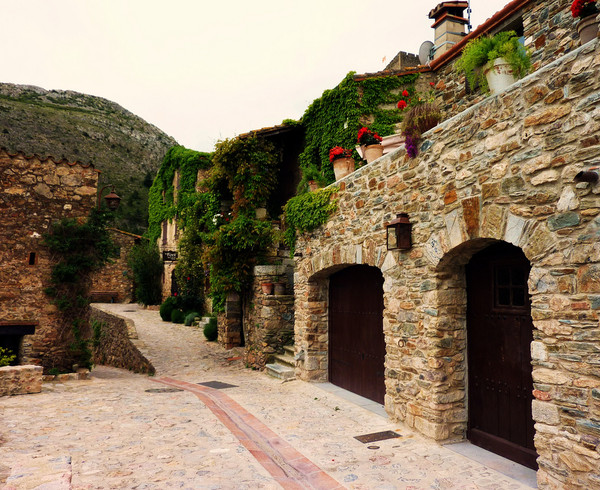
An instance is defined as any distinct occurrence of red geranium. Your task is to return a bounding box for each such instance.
[402,89,409,97]
[329,146,352,162]
[572,0,598,17]
[356,127,383,146]
[397,100,407,110]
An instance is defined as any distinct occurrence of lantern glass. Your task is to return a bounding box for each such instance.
[387,226,398,250]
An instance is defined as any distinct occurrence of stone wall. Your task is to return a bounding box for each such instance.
[89,229,140,303]
[433,0,579,122]
[89,306,155,374]
[243,266,294,369]
[294,39,600,488]
[0,149,98,370]
[0,365,42,396]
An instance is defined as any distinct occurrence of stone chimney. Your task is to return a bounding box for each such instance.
[429,1,469,59]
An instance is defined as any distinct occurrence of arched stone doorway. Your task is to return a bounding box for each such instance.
[466,242,537,469]
[328,265,385,403]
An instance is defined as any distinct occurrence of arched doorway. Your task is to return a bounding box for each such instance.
[466,242,538,469]
[329,265,385,403]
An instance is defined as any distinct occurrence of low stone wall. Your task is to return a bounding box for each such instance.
[243,265,295,369]
[0,365,42,396]
[89,306,155,375]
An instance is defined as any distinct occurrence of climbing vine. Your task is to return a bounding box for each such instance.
[147,145,212,244]
[282,187,339,255]
[43,209,117,370]
[298,71,419,188]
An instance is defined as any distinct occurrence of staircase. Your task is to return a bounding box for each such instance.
[265,345,295,381]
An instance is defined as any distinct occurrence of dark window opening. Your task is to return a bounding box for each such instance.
[28,252,36,265]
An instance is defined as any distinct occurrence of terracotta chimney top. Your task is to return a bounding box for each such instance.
[429,1,469,59]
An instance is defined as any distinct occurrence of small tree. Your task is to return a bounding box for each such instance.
[129,241,163,305]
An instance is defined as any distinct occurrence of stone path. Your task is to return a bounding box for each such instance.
[1,304,536,489]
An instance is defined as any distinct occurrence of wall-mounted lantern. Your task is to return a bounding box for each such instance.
[386,213,412,250]
[97,185,122,211]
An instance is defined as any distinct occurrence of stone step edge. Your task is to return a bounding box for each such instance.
[265,363,295,380]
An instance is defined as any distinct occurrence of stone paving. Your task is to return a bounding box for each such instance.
[1,304,536,489]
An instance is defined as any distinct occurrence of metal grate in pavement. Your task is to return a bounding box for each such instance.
[197,381,238,389]
[354,430,401,444]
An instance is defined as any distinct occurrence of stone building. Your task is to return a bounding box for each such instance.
[292,1,600,488]
[0,149,98,368]
[89,228,143,303]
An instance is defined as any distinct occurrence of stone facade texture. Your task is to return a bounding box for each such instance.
[243,266,294,369]
[0,365,42,396]
[294,38,600,488]
[89,229,140,303]
[0,149,98,369]
[89,306,155,374]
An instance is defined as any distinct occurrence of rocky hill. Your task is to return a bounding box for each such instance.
[0,83,177,233]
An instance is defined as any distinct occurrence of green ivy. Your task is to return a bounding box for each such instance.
[283,187,339,255]
[147,145,212,244]
[43,209,117,370]
[298,72,419,187]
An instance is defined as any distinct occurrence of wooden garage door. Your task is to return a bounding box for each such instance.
[466,242,538,469]
[329,265,385,404]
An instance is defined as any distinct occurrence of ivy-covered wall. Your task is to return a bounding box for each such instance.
[298,72,419,184]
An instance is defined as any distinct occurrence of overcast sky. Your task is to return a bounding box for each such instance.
[3,1,509,152]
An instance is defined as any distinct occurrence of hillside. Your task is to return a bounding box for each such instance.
[0,83,178,233]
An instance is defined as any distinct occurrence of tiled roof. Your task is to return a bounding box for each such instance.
[0,147,99,172]
[237,122,302,140]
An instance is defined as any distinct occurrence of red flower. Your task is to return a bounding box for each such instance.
[173,292,178,296]
[572,0,597,17]
[430,82,435,87]
[397,100,407,110]
[329,146,352,162]
[402,89,409,97]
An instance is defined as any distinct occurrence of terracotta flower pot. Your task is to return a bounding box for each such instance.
[484,57,517,95]
[332,157,355,181]
[362,144,383,164]
[261,282,273,295]
[308,180,320,192]
[577,14,599,45]
[274,282,286,295]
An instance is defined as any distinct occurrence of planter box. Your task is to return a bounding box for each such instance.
[0,365,42,396]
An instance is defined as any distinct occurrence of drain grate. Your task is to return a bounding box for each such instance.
[354,430,401,444]
[197,381,238,389]
[145,388,183,393]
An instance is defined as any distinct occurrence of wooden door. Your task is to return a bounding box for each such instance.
[466,242,538,469]
[329,265,385,404]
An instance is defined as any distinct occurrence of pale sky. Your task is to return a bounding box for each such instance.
[2,1,510,152]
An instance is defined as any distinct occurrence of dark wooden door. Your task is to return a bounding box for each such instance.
[466,242,538,469]
[329,265,385,404]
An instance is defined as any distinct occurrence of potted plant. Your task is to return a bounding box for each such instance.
[454,30,531,94]
[397,85,442,158]
[329,146,355,181]
[572,0,599,44]
[357,127,383,163]
[300,165,326,192]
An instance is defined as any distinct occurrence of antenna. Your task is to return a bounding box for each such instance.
[418,41,435,65]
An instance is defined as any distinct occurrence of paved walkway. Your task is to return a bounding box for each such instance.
[1,304,537,489]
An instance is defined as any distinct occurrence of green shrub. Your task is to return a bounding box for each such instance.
[159,296,178,321]
[184,312,200,326]
[171,308,186,324]
[0,347,16,367]
[204,317,218,341]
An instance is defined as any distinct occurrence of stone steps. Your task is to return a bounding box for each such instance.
[265,345,295,381]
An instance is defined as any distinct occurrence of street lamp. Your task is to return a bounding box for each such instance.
[97,185,121,211]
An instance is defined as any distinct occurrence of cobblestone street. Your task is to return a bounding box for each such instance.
[1,304,536,489]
